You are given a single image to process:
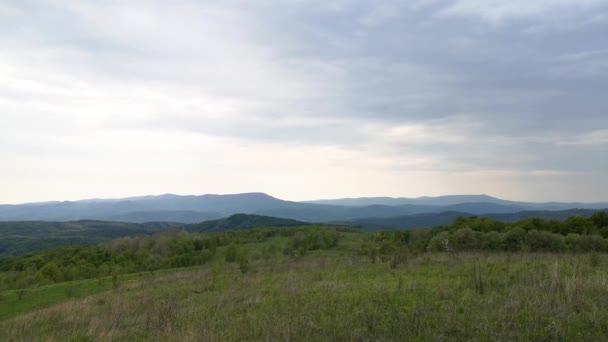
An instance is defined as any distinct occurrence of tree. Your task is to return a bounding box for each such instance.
[452,228,479,251]
[564,216,593,235]
[38,262,63,283]
[591,211,608,228]
[504,228,526,252]
[427,232,452,252]
[526,230,564,252]
[482,231,504,251]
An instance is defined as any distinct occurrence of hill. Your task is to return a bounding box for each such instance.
[352,208,608,230]
[185,214,311,232]
[105,210,222,224]
[0,215,312,257]
[305,195,608,211]
[0,193,302,222]
[304,194,510,206]
[0,221,180,257]
[2,193,608,223]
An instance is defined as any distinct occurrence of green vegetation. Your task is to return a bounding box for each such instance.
[1,213,608,340]
[0,271,170,320]
[0,221,179,257]
[187,213,310,232]
[0,214,309,257]
[0,226,342,292]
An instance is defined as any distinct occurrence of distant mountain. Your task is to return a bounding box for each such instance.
[436,202,529,215]
[106,210,222,224]
[351,208,608,231]
[353,211,469,231]
[486,209,607,222]
[185,214,310,233]
[1,193,607,224]
[304,195,608,214]
[304,195,511,207]
[0,193,301,222]
[256,203,438,222]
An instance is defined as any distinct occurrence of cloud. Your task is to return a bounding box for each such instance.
[0,0,607,202]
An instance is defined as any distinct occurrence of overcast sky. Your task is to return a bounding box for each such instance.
[1,0,607,204]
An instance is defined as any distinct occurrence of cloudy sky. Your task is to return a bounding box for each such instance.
[1,0,607,204]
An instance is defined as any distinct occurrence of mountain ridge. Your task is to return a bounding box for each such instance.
[1,193,607,223]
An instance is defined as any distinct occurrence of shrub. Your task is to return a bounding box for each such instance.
[504,228,526,252]
[482,231,504,251]
[225,244,237,263]
[359,239,378,263]
[427,232,451,253]
[526,230,565,252]
[452,228,479,251]
[38,262,63,283]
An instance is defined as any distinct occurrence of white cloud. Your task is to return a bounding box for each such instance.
[0,0,607,203]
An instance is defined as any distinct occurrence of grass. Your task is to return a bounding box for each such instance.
[2,248,608,341]
[0,268,196,321]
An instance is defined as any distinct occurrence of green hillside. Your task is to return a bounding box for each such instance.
[185,214,311,232]
[0,221,181,257]
[0,215,310,257]
[1,213,608,340]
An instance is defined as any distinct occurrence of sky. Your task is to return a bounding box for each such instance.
[1,0,608,204]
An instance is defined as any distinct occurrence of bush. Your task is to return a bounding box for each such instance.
[482,231,504,251]
[452,228,479,251]
[504,228,526,252]
[526,230,565,252]
[225,244,237,263]
[565,234,582,252]
[427,232,451,253]
[38,262,63,283]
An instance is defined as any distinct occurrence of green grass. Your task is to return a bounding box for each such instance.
[0,267,208,321]
[0,278,111,320]
[2,249,608,341]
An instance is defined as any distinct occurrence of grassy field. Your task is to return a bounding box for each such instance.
[2,241,608,341]
[0,269,191,321]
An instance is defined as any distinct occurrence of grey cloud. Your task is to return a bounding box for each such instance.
[0,0,607,201]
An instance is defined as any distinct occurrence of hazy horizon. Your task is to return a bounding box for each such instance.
[2,191,607,206]
[2,1,607,204]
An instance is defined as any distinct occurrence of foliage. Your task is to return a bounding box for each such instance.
[225,244,237,263]
[0,226,341,291]
[0,221,180,257]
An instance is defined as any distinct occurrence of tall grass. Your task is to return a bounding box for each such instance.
[2,251,607,341]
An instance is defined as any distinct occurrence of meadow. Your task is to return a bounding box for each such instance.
[2,215,608,341]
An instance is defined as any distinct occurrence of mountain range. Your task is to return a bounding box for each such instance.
[1,193,607,224]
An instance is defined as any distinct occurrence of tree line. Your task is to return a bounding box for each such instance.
[361,212,608,263]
